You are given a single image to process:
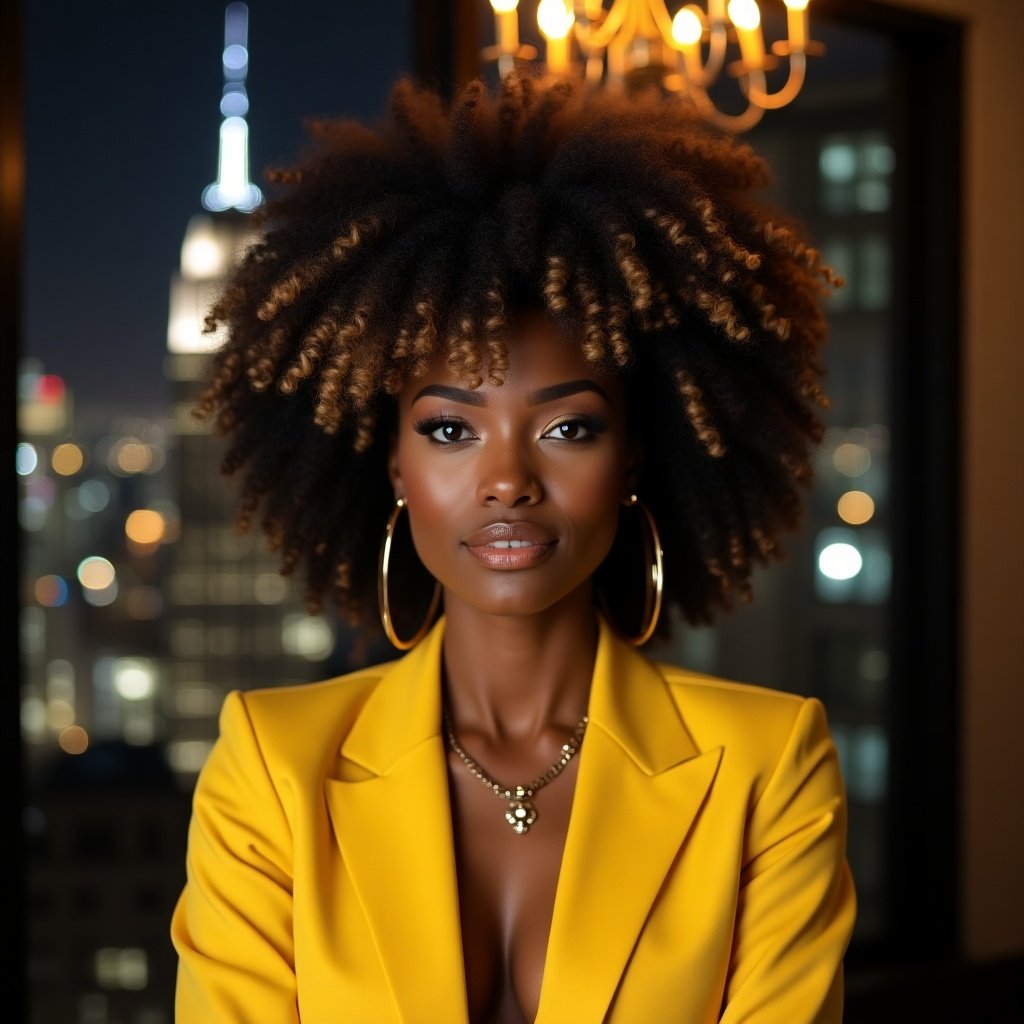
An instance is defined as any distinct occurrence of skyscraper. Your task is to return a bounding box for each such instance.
[162,2,339,787]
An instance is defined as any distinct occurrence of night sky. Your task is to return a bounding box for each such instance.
[24,0,412,410]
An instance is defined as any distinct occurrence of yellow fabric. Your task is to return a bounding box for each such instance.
[171,613,856,1023]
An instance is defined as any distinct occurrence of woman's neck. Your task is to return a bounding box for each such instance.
[439,586,599,744]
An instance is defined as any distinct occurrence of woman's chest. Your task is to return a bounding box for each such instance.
[301,729,738,1023]
[447,756,579,1024]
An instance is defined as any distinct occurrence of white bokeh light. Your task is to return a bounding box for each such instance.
[16,442,38,476]
[818,542,863,581]
[113,659,157,701]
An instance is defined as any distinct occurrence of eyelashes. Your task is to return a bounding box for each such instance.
[412,413,609,446]
[544,415,608,441]
[412,416,474,445]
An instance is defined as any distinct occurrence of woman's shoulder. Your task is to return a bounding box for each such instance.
[236,657,398,711]
[212,657,401,771]
[654,658,806,707]
[650,658,835,762]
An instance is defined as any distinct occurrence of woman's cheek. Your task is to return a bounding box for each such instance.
[399,463,465,580]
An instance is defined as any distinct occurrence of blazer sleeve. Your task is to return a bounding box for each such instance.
[719,696,857,1023]
[170,689,299,1023]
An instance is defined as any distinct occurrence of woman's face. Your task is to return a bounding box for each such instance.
[389,308,639,619]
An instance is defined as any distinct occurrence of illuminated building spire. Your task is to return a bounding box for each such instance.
[202,2,262,213]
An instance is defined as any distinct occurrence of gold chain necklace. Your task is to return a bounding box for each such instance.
[441,707,589,835]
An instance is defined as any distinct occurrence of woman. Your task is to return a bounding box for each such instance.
[171,69,856,1023]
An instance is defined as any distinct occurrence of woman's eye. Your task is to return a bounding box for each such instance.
[544,420,594,441]
[434,423,466,443]
[412,416,474,445]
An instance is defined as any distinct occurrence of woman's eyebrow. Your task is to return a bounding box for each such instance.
[411,384,486,406]
[410,380,610,406]
[526,380,611,406]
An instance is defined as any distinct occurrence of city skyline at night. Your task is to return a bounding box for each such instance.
[24,0,412,408]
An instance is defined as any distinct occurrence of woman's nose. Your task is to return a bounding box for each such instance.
[476,441,543,507]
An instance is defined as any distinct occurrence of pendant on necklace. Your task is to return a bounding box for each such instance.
[506,799,537,834]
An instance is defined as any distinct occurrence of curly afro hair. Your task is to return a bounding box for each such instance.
[192,68,839,645]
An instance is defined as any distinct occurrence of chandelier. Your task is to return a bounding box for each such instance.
[483,0,823,131]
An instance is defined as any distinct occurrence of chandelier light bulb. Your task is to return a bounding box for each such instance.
[490,0,522,56]
[537,0,574,73]
[727,0,761,32]
[727,0,765,71]
[672,7,704,47]
[537,0,574,40]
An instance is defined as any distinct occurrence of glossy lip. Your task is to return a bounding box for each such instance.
[463,521,558,571]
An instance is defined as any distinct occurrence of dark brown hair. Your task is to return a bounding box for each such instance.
[192,69,838,644]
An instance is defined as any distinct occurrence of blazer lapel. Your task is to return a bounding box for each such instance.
[534,615,723,1024]
[324,618,470,1024]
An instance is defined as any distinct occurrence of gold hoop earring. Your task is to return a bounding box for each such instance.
[603,494,664,647]
[378,497,441,650]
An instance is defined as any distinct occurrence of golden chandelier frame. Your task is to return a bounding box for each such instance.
[484,0,824,131]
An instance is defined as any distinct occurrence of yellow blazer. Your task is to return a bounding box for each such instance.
[171,613,856,1023]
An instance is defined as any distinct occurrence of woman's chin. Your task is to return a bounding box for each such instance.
[439,577,596,622]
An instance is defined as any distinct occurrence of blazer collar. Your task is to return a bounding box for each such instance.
[326,613,722,1024]
[338,611,702,778]
[336,611,448,777]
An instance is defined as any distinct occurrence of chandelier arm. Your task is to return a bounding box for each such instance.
[574,0,630,52]
[647,0,677,45]
[704,99,766,133]
[703,18,730,83]
[673,15,729,90]
[685,69,766,133]
[741,51,807,109]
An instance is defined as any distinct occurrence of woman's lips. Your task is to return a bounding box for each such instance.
[463,521,557,570]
